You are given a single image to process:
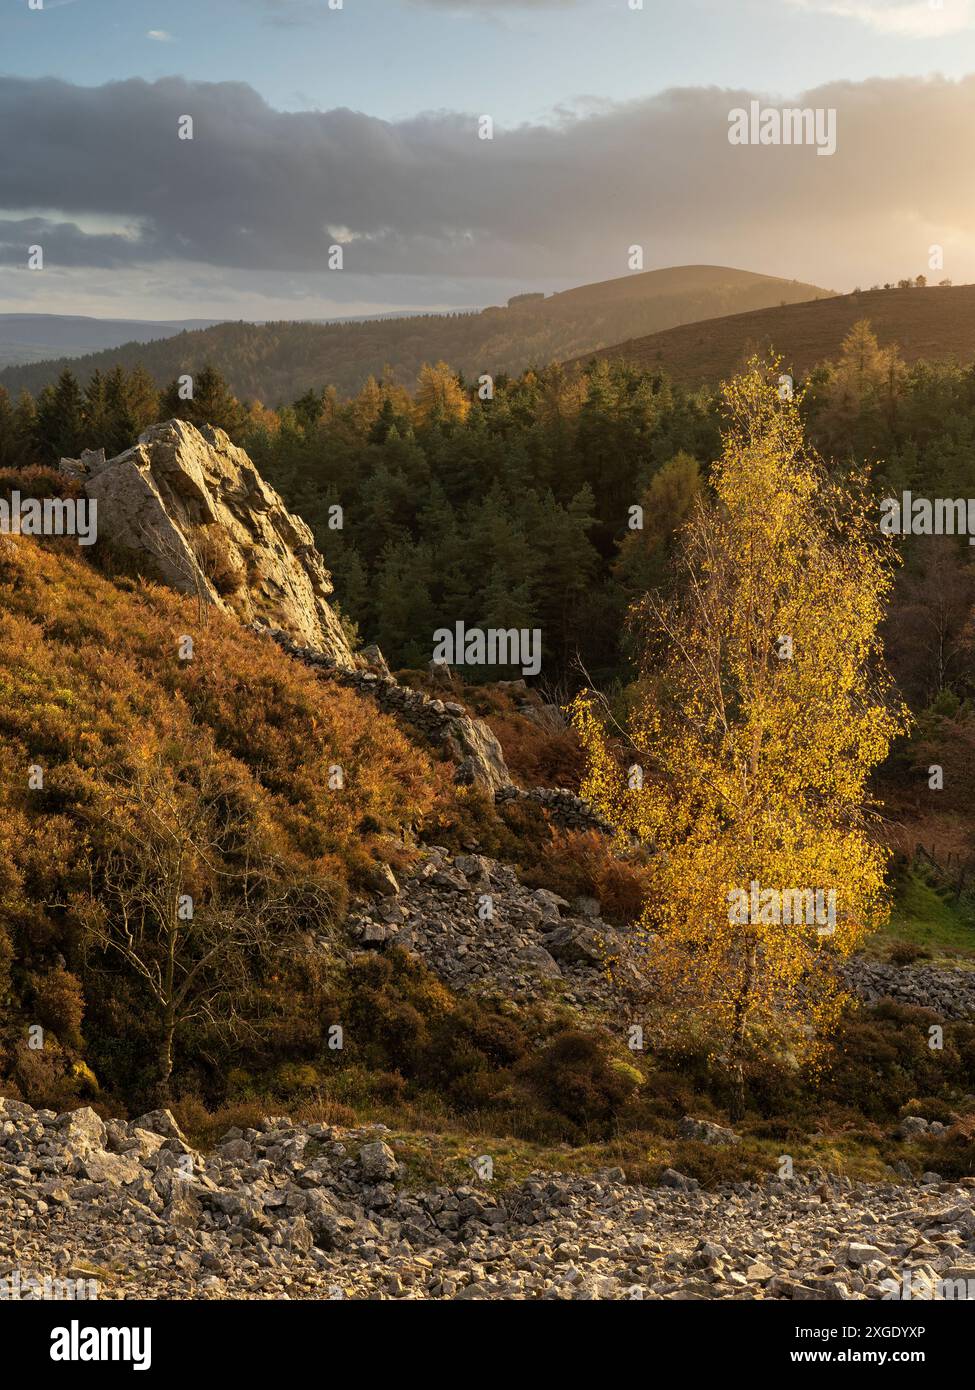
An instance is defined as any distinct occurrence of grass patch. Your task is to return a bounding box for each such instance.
[874,868,975,962]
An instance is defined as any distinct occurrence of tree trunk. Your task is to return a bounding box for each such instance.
[728,1057,746,1124]
[156,1007,175,1104]
[726,945,757,1123]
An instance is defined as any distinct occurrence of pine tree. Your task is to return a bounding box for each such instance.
[11,391,38,467]
[82,370,111,449]
[35,368,85,462]
[374,540,437,669]
[0,388,16,469]
[160,364,245,438]
[414,362,470,430]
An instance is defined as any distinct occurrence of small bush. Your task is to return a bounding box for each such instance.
[192,527,246,596]
[519,830,652,925]
[28,967,85,1050]
[516,1030,641,1135]
[485,714,585,788]
[888,942,931,967]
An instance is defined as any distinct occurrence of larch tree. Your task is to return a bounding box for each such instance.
[413,361,470,429]
[572,360,909,1117]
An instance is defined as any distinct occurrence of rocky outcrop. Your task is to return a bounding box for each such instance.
[495,785,615,835]
[266,631,513,793]
[4,1096,975,1300]
[841,958,975,1020]
[63,421,513,787]
[347,845,637,1006]
[62,421,354,664]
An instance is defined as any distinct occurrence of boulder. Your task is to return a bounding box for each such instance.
[364,862,400,898]
[130,1109,187,1143]
[544,921,615,966]
[65,420,353,664]
[358,1140,399,1183]
[360,644,393,680]
[56,1106,107,1154]
[659,1168,700,1191]
[451,715,511,793]
[79,1150,143,1186]
[897,1116,930,1140]
[677,1116,741,1147]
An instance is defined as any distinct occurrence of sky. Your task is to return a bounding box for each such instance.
[2,0,975,318]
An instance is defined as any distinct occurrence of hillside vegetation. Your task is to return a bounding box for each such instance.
[0,526,438,1108]
[3,349,975,1191]
[0,266,829,404]
[572,283,975,387]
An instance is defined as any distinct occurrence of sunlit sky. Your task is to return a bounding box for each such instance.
[3,0,975,317]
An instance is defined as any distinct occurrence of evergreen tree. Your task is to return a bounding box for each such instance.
[374,540,438,669]
[35,368,86,462]
[11,391,38,467]
[160,364,245,438]
[82,370,111,449]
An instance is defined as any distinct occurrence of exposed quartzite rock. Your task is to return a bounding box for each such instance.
[63,420,354,665]
[449,715,511,793]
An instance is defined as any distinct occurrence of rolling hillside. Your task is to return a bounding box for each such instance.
[0,315,221,370]
[571,283,975,387]
[0,266,831,404]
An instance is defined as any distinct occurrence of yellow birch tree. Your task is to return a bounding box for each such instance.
[572,360,909,1116]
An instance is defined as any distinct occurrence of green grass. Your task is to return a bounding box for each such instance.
[875,869,975,962]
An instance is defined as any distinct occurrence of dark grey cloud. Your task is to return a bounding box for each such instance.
[2,73,974,290]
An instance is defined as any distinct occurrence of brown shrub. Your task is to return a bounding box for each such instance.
[515,1030,641,1136]
[888,942,932,967]
[191,527,247,596]
[0,537,438,1107]
[519,830,651,925]
[485,714,585,788]
[0,466,82,502]
[28,967,85,1050]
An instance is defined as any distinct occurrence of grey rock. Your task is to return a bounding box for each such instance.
[677,1116,741,1147]
[68,420,354,663]
[358,1141,399,1184]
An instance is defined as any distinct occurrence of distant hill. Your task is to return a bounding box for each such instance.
[570,284,975,387]
[0,315,221,370]
[0,266,831,403]
[0,309,438,372]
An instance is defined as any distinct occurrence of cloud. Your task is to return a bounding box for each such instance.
[784,0,975,36]
[146,30,174,42]
[2,72,975,299]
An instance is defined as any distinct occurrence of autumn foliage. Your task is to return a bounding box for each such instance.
[573,361,910,1108]
[0,534,437,1103]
